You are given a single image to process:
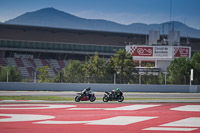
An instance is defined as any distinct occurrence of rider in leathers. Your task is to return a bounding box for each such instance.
[82,87,92,98]
[111,88,122,99]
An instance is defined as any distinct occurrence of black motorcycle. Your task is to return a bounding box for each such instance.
[75,91,96,102]
[103,91,124,102]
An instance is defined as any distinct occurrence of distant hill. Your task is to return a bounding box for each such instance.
[5,7,200,38]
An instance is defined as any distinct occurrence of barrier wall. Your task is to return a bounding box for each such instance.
[0,82,200,92]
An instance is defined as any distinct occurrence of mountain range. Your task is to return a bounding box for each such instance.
[4,7,200,38]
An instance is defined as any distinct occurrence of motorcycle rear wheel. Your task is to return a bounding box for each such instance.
[103,96,109,102]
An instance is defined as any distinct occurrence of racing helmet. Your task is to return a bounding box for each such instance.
[86,87,91,91]
[116,88,120,91]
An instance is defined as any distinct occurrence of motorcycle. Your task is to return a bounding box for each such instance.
[103,91,124,102]
[75,91,96,102]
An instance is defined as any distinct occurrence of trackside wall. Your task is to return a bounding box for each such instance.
[0,82,200,92]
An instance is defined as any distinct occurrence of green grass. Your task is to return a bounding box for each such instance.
[0,96,200,101]
[0,96,74,101]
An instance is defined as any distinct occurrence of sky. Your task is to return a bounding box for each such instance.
[0,0,200,29]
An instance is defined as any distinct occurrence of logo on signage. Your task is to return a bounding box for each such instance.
[131,47,153,56]
[174,47,189,57]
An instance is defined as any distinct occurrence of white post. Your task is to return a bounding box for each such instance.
[139,74,141,84]
[34,71,36,83]
[190,69,193,86]
[114,73,116,84]
[6,67,8,82]
[88,75,90,84]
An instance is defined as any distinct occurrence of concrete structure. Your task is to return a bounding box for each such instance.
[0,24,200,78]
[126,29,192,73]
[0,82,199,93]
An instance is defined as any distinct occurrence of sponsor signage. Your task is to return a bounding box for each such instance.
[126,45,191,59]
[130,46,153,56]
[154,46,170,57]
[14,53,33,59]
[174,47,190,57]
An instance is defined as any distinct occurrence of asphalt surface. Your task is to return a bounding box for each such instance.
[0,91,200,103]
[0,91,200,98]
[1,103,200,133]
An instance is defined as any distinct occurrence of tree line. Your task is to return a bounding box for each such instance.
[0,50,200,85]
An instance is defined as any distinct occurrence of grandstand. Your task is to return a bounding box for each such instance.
[0,24,200,79]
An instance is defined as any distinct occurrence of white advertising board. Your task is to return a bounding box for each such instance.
[126,45,191,60]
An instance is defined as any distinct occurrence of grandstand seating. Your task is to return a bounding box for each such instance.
[27,58,36,67]
[41,59,50,66]
[6,58,17,66]
[50,59,60,69]
[19,67,29,77]
[0,57,67,79]
[15,58,24,67]
[0,58,7,66]
[58,60,65,69]
[27,67,34,76]
[34,59,44,68]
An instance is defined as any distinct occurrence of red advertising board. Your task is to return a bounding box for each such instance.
[174,47,190,57]
[131,46,153,56]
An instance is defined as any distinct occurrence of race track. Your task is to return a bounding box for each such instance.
[1,91,200,98]
[0,103,200,133]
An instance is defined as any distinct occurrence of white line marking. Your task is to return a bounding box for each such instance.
[68,105,160,111]
[0,114,55,122]
[143,127,198,131]
[35,121,89,124]
[35,116,157,125]
[87,116,157,125]
[161,117,200,127]
[69,108,104,110]
[171,105,200,112]
[0,104,76,109]
[105,105,160,110]
[0,100,16,102]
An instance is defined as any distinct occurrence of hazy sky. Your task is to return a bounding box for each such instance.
[0,0,200,29]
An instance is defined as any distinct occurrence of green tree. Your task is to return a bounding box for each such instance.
[63,60,84,83]
[191,52,200,84]
[142,63,159,84]
[167,57,191,84]
[158,72,166,84]
[53,71,63,83]
[0,66,22,82]
[37,65,52,83]
[83,52,104,83]
[106,49,136,84]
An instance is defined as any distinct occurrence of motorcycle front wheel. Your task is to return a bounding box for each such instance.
[75,96,81,102]
[90,96,96,102]
[103,96,109,102]
[118,96,124,102]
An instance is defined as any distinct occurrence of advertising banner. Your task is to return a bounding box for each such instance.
[126,45,191,59]
[130,46,153,57]
[154,46,170,57]
[174,47,190,57]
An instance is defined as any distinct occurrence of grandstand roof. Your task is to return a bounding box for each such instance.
[0,23,200,51]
